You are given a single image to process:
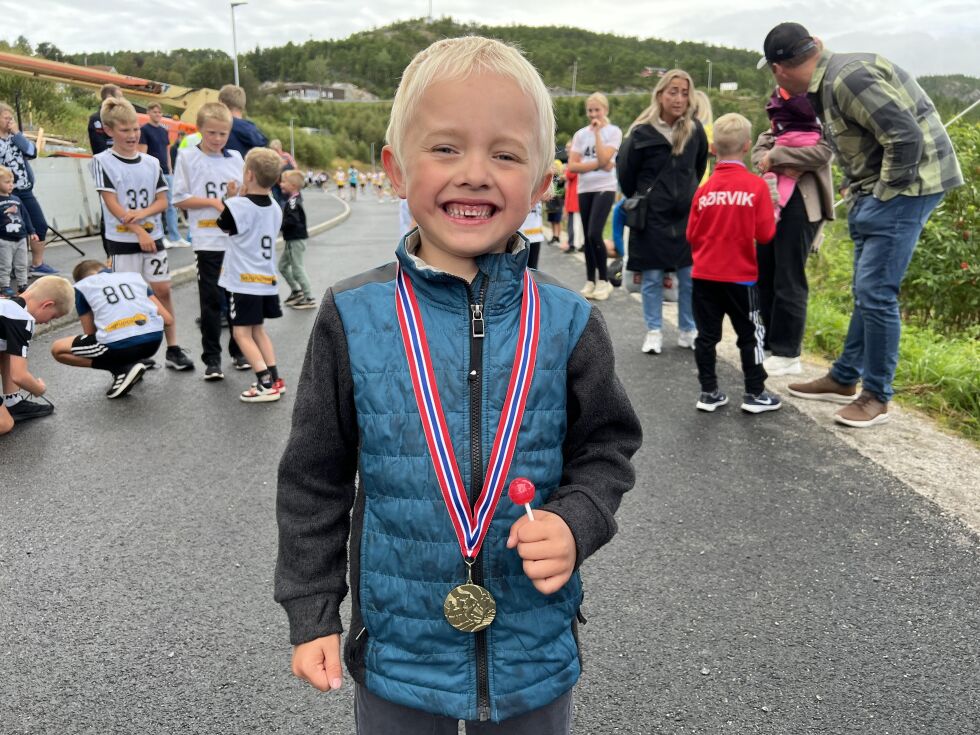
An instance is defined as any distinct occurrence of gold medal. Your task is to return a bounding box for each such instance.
[444,559,496,633]
[444,583,496,633]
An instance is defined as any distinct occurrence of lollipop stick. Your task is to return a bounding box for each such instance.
[523,504,535,521]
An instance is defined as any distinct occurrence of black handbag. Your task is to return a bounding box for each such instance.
[622,190,650,231]
[621,166,669,231]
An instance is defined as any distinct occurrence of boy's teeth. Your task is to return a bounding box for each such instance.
[445,204,493,219]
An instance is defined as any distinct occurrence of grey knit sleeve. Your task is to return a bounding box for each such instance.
[274,289,359,645]
[542,306,643,566]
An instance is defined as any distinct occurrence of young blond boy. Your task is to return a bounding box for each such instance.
[0,165,38,297]
[275,37,642,732]
[215,147,284,403]
[0,275,72,433]
[278,169,315,310]
[685,113,779,413]
[51,260,173,399]
[90,97,193,371]
[172,102,247,380]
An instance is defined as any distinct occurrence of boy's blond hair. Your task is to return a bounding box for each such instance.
[0,165,12,181]
[147,102,162,112]
[712,113,753,158]
[218,84,247,112]
[281,169,305,188]
[245,148,283,189]
[24,276,74,315]
[196,102,233,130]
[100,97,138,130]
[385,36,555,181]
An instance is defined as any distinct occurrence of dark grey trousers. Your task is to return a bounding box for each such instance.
[354,684,573,735]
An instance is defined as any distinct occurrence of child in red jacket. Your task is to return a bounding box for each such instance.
[686,113,778,414]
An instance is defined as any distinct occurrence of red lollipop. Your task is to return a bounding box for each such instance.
[508,478,536,521]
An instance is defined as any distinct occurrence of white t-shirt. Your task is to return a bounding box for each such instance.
[75,271,164,344]
[172,145,244,253]
[519,203,544,243]
[571,124,622,194]
[90,151,166,249]
[218,195,283,296]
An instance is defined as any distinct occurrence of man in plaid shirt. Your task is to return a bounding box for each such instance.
[756,22,963,429]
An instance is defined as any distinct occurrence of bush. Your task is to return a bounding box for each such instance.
[902,123,980,333]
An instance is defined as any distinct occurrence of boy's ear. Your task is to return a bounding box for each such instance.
[531,170,553,205]
[381,146,406,198]
[709,142,718,157]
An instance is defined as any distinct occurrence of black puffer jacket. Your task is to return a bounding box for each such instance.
[616,120,708,271]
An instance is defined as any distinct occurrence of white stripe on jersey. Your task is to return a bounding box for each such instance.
[75,271,165,345]
[218,197,283,296]
[172,146,244,252]
[89,151,166,243]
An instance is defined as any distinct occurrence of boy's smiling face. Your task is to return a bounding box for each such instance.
[383,72,551,280]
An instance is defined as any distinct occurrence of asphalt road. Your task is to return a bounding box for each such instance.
[2,193,978,734]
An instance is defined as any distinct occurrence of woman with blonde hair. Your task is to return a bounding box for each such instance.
[566,92,622,300]
[617,70,708,354]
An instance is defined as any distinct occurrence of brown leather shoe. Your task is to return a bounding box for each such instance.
[787,372,858,404]
[834,391,890,428]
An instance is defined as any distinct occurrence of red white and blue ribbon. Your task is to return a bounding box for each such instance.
[395,265,540,560]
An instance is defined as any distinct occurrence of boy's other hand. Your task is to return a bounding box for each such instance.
[506,510,576,595]
[137,230,156,253]
[291,634,343,692]
[226,180,239,197]
[29,234,39,242]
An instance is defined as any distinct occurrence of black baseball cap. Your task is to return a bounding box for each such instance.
[757,22,817,69]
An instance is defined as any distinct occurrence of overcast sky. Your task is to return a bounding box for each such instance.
[3,0,978,77]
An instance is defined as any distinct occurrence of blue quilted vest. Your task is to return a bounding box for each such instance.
[333,237,593,722]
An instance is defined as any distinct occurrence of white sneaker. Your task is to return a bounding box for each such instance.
[580,281,596,298]
[764,355,803,376]
[677,330,697,349]
[641,330,662,354]
[175,238,192,248]
[162,238,177,250]
[591,280,613,301]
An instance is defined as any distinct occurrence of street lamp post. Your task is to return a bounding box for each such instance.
[231,2,247,86]
[706,59,713,91]
[289,117,295,161]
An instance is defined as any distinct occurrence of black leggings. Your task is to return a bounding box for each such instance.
[578,191,615,281]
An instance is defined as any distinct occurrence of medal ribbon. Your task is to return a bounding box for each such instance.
[396,265,540,559]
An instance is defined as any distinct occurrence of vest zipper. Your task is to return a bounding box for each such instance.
[467,275,491,721]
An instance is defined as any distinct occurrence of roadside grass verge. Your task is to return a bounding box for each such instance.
[805,230,979,444]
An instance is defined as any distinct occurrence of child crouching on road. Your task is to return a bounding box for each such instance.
[1,276,73,434]
[216,147,285,403]
[274,36,642,733]
[685,113,779,414]
[51,260,172,399]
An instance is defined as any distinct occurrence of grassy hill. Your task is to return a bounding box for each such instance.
[2,19,977,167]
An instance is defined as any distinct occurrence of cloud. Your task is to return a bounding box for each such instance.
[1,0,977,75]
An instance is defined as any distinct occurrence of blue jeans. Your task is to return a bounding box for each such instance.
[641,266,695,332]
[830,192,944,402]
[162,174,181,241]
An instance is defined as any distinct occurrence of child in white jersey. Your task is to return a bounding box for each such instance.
[90,96,193,372]
[216,147,285,403]
[519,201,545,269]
[172,102,249,381]
[51,260,172,399]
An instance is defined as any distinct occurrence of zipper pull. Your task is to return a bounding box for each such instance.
[470,303,485,339]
